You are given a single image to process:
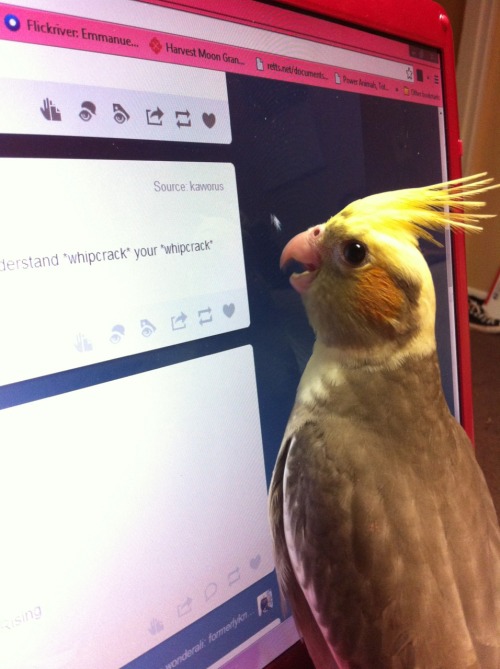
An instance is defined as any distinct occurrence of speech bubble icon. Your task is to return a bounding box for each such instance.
[205,582,217,601]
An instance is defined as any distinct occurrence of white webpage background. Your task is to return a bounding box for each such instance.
[0,159,249,384]
[0,345,274,669]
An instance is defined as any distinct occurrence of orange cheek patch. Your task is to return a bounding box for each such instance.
[354,267,404,324]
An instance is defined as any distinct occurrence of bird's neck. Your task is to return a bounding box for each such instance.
[296,335,437,406]
[298,260,438,405]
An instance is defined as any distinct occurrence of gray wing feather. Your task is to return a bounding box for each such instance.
[270,392,500,669]
[269,431,341,669]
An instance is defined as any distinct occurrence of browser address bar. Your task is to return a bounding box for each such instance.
[269,45,413,82]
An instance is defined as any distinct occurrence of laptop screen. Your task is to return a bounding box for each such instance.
[0,2,462,668]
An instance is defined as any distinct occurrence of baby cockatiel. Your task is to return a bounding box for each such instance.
[269,174,500,669]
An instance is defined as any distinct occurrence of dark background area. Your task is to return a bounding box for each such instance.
[471,330,500,515]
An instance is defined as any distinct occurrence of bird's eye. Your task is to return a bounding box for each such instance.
[341,240,368,266]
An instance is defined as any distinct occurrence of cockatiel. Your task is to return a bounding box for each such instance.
[269,174,500,669]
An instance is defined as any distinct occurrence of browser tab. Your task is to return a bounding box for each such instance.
[0,4,442,107]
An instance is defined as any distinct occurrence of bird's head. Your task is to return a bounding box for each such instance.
[281,174,496,365]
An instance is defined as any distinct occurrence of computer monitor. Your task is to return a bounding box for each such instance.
[0,1,469,668]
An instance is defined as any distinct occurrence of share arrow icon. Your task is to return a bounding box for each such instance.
[146,107,164,126]
[171,312,188,330]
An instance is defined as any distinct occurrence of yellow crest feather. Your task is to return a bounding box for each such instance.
[340,173,498,246]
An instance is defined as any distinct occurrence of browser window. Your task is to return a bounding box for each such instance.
[0,2,454,668]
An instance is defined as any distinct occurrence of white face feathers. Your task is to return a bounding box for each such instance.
[280,174,498,368]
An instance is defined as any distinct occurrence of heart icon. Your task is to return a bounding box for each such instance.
[202,112,216,128]
[223,303,235,318]
[249,554,261,570]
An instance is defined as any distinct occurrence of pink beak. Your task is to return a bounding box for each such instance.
[280,224,324,294]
